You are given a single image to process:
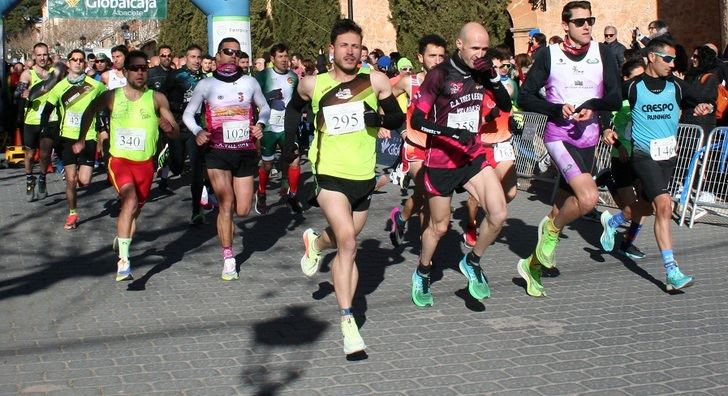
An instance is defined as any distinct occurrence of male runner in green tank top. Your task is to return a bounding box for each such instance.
[76,50,179,282]
[40,49,106,230]
[283,19,405,356]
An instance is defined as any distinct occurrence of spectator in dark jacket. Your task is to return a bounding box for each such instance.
[603,25,627,70]
[681,45,720,134]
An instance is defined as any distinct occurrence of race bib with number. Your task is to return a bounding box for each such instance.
[115,128,146,151]
[65,111,82,128]
[494,141,516,162]
[447,111,479,133]
[650,136,677,161]
[222,121,250,143]
[269,109,286,128]
[323,101,365,135]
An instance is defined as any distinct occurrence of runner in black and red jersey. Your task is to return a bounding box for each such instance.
[409,22,512,307]
[387,34,447,247]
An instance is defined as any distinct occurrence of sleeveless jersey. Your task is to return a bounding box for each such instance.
[46,76,106,140]
[544,42,604,148]
[479,89,512,144]
[405,74,427,148]
[25,67,59,125]
[630,80,681,155]
[310,70,379,180]
[107,70,127,90]
[109,88,159,161]
[255,68,298,133]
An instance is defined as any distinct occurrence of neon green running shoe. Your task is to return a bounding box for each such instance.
[221,258,239,281]
[517,256,545,297]
[301,228,322,277]
[535,216,559,268]
[411,270,434,307]
[341,316,366,355]
[458,255,491,300]
[115,258,133,282]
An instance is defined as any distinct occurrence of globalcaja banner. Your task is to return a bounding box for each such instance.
[48,0,167,20]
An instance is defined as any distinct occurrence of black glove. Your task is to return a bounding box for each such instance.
[451,128,476,145]
[509,115,521,135]
[473,55,497,81]
[363,102,382,128]
[483,106,500,123]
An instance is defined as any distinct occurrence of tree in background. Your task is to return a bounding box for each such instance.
[269,0,341,59]
[250,0,273,57]
[159,0,208,55]
[4,0,42,38]
[389,0,511,61]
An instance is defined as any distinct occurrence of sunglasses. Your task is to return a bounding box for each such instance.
[69,57,85,63]
[159,54,172,58]
[651,52,675,63]
[126,64,149,72]
[95,60,106,63]
[499,64,512,69]
[220,48,244,58]
[400,67,413,71]
[569,17,596,27]
[604,34,615,38]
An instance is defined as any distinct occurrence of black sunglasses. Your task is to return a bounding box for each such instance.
[604,34,615,38]
[220,48,244,58]
[569,17,596,27]
[126,64,149,72]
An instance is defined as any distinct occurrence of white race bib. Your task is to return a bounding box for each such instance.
[650,136,677,161]
[323,101,365,135]
[115,128,146,151]
[447,111,479,133]
[65,111,82,128]
[222,121,250,143]
[269,109,286,128]
[494,141,516,162]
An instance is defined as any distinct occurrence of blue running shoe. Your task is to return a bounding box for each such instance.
[411,270,434,307]
[599,210,617,252]
[666,265,694,291]
[458,255,490,300]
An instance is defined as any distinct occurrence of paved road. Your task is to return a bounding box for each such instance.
[1,164,727,395]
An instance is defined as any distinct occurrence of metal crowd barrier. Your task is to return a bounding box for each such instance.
[686,127,728,228]
[511,111,559,201]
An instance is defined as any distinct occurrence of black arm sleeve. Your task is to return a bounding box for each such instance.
[576,44,623,112]
[489,82,512,112]
[316,54,328,75]
[16,98,26,124]
[39,103,56,130]
[282,89,308,161]
[410,108,463,137]
[377,94,406,130]
[517,49,563,118]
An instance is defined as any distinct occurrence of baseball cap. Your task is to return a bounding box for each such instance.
[528,28,541,38]
[397,57,413,70]
[377,56,392,70]
[95,53,109,60]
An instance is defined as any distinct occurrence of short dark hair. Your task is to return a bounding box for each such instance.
[240,51,250,60]
[157,45,172,55]
[86,53,96,60]
[33,42,49,52]
[561,1,592,22]
[360,46,368,52]
[202,55,214,61]
[291,52,303,60]
[67,49,85,60]
[486,48,507,61]
[621,58,646,78]
[217,37,240,53]
[649,20,668,30]
[645,37,676,58]
[533,33,547,47]
[124,50,148,68]
[269,43,288,58]
[186,44,204,54]
[111,45,129,56]
[330,19,362,45]
[418,34,447,54]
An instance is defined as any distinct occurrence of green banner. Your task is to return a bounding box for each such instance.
[48,0,167,20]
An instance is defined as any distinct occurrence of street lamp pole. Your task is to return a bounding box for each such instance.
[348,0,353,20]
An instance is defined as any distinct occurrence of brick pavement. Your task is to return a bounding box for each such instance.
[1,164,727,395]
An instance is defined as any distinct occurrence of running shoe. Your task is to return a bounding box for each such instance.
[221,258,239,281]
[411,270,434,307]
[301,228,322,277]
[116,258,133,282]
[599,210,617,252]
[341,316,366,355]
[36,178,47,200]
[462,225,477,249]
[158,178,172,194]
[535,216,559,269]
[389,207,405,246]
[156,144,169,173]
[26,176,37,202]
[458,255,491,300]
[666,265,694,291]
[255,192,268,215]
[516,256,545,297]
[190,212,205,225]
[619,243,646,260]
[64,213,79,230]
[286,193,303,214]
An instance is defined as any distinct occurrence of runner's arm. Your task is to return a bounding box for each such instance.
[79,90,113,142]
[282,77,314,161]
[155,91,180,139]
[251,80,270,127]
[182,81,206,135]
[409,67,472,141]
[369,71,405,129]
[576,44,623,112]
[517,49,563,118]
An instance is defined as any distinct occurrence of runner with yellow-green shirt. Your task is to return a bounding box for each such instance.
[282,19,405,356]
[40,50,106,230]
[76,50,179,282]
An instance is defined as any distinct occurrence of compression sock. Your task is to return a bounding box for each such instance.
[257,167,268,194]
[223,246,234,260]
[417,263,431,277]
[117,238,132,260]
[467,251,482,266]
[661,249,676,271]
[287,166,300,194]
[624,223,643,246]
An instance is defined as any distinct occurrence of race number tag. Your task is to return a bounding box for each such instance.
[65,111,82,128]
[323,101,365,135]
[447,111,479,133]
[650,136,677,161]
[269,109,286,128]
[115,128,146,151]
[222,121,250,143]
[494,141,516,162]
